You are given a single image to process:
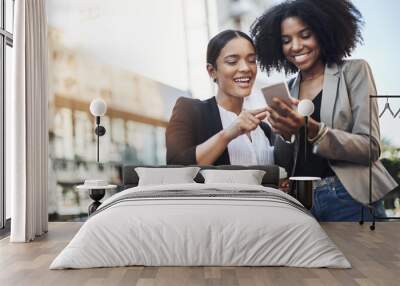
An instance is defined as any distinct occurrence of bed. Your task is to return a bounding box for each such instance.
[50,165,350,269]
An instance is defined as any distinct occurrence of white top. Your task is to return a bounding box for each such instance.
[218,105,274,166]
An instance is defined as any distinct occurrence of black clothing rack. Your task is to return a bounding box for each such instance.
[360,95,400,230]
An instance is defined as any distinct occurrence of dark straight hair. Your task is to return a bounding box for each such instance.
[207,30,255,68]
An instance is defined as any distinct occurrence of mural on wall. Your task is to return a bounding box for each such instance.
[47,0,400,220]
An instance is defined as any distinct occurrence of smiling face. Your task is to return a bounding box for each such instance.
[208,37,257,99]
[281,17,323,74]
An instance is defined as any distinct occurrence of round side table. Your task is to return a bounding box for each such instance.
[76,184,116,215]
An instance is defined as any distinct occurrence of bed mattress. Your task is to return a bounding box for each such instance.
[50,183,350,269]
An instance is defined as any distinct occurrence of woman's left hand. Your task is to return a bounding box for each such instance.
[266,97,304,139]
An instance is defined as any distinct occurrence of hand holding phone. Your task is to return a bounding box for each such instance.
[262,82,303,140]
[261,82,293,108]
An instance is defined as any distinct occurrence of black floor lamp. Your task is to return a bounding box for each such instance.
[82,98,111,215]
[89,98,107,163]
[289,99,319,210]
[298,99,314,160]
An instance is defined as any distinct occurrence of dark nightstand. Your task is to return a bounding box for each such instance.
[76,183,116,215]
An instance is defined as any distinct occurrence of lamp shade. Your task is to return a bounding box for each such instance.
[298,99,314,117]
[90,98,107,117]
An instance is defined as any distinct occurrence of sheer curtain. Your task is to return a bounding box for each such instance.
[8,0,48,242]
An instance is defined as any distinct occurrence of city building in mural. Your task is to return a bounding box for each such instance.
[48,27,190,219]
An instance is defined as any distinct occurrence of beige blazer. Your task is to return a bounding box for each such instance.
[277,59,397,204]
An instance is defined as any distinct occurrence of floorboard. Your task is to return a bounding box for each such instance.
[0,222,399,286]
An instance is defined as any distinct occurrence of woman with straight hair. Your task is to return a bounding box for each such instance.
[166,30,275,166]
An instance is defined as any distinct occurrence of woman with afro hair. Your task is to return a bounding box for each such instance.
[250,0,397,221]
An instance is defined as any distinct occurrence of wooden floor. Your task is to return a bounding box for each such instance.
[0,222,399,286]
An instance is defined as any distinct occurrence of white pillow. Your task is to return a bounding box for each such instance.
[200,169,266,185]
[135,167,200,186]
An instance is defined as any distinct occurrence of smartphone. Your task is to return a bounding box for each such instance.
[261,82,292,108]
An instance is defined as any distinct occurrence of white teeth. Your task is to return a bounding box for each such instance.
[234,77,251,83]
[294,53,309,62]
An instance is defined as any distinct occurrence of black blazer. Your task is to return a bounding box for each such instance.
[166,96,274,165]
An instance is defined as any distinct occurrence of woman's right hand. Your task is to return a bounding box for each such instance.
[196,106,268,165]
[223,107,268,141]
[266,97,304,140]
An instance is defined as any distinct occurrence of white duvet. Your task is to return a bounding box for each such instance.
[50,183,350,269]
